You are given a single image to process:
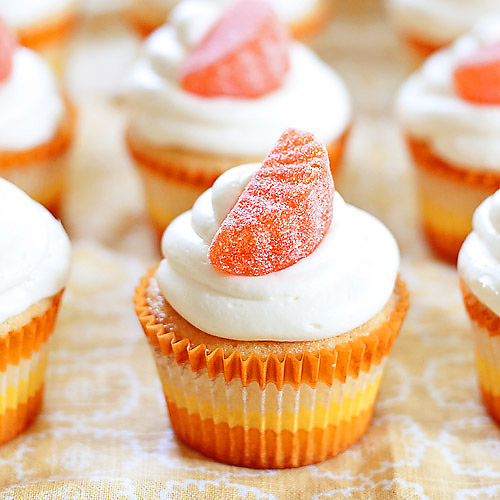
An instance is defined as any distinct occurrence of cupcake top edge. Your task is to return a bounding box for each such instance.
[387,0,500,46]
[125,0,351,157]
[459,189,500,316]
[155,129,400,342]
[396,17,500,170]
[0,0,78,30]
[0,178,71,325]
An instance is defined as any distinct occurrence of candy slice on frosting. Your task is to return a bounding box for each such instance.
[454,41,500,104]
[179,0,290,98]
[0,17,16,83]
[209,128,334,276]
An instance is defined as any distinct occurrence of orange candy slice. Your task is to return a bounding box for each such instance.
[0,17,16,83]
[179,0,290,99]
[454,41,500,104]
[209,128,334,276]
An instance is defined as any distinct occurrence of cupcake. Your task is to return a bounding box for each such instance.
[396,19,500,263]
[458,190,500,424]
[0,0,81,74]
[134,128,409,468]
[127,0,333,39]
[0,178,71,445]
[126,0,351,238]
[0,19,76,218]
[386,0,500,63]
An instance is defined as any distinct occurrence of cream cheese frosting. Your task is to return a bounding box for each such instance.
[0,178,71,325]
[396,19,500,170]
[0,47,64,151]
[126,0,350,157]
[129,0,320,25]
[387,0,500,46]
[0,0,77,29]
[155,163,400,342]
[459,190,500,316]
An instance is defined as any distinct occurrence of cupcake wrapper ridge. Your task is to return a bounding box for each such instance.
[0,291,63,445]
[135,271,409,468]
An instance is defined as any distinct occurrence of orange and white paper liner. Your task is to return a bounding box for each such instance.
[407,136,500,262]
[0,291,63,445]
[134,272,409,468]
[461,281,500,424]
[18,9,80,75]
[0,98,76,218]
[127,129,350,239]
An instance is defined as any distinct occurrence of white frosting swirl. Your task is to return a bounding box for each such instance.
[129,0,320,25]
[0,0,77,29]
[0,47,64,151]
[0,178,71,325]
[396,19,500,170]
[459,190,500,316]
[155,163,400,341]
[126,0,350,157]
[386,0,500,46]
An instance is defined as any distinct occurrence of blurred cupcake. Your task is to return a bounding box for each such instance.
[458,190,500,424]
[386,0,500,64]
[127,0,334,39]
[0,178,71,445]
[126,0,351,237]
[0,0,81,74]
[0,19,76,218]
[134,128,409,468]
[396,19,500,262]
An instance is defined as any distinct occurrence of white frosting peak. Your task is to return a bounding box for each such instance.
[397,19,500,170]
[459,190,500,316]
[0,179,71,324]
[126,0,350,157]
[0,47,64,151]
[155,163,400,341]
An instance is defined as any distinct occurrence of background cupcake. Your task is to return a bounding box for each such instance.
[396,19,500,262]
[126,0,351,238]
[0,178,71,445]
[126,0,334,39]
[458,190,500,425]
[0,19,76,218]
[386,0,500,64]
[134,129,409,468]
[0,0,81,74]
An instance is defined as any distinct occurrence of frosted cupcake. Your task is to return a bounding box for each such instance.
[126,0,351,237]
[0,178,71,445]
[0,0,80,74]
[386,0,500,63]
[396,19,500,262]
[127,0,333,39]
[134,128,409,468]
[458,190,500,424]
[0,19,76,217]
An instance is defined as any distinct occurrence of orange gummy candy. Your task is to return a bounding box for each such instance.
[454,41,500,104]
[209,128,334,276]
[179,0,290,99]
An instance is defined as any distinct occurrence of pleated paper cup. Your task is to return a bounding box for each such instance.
[0,291,64,445]
[126,127,350,240]
[406,136,500,263]
[17,7,80,75]
[461,280,500,424]
[134,270,409,468]
[0,98,76,218]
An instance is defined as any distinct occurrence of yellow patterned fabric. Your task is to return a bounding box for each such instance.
[2,0,500,498]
